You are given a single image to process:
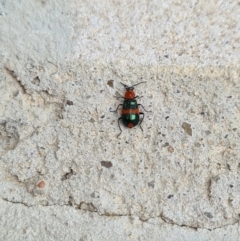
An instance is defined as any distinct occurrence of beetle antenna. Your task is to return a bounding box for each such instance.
[120,81,146,89]
[120,82,129,88]
[132,81,146,87]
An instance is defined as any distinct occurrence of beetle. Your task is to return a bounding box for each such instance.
[110,81,150,137]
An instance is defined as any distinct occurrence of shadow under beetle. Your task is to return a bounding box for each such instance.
[110,81,151,137]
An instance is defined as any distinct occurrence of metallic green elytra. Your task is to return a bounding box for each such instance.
[123,100,138,109]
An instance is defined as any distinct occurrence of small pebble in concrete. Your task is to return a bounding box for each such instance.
[168,146,174,153]
[205,130,211,135]
[89,118,95,123]
[204,212,213,219]
[195,142,201,147]
[182,122,192,136]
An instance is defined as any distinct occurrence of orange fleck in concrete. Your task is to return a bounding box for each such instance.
[37,180,45,188]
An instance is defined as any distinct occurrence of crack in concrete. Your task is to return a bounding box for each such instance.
[156,213,240,231]
[5,66,63,102]
[5,66,27,94]
[1,198,239,231]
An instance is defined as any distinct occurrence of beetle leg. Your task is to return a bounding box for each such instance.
[134,96,143,99]
[139,112,144,131]
[117,117,122,137]
[110,104,123,112]
[138,104,151,112]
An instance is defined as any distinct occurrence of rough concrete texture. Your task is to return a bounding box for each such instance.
[0,0,240,240]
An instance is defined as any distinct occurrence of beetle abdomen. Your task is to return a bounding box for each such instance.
[122,113,140,128]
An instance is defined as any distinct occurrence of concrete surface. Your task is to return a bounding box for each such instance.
[0,0,240,240]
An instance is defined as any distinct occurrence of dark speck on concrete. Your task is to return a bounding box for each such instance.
[148,180,155,188]
[101,161,113,168]
[107,80,114,88]
[163,142,169,147]
[204,212,213,219]
[66,100,73,105]
[89,118,95,123]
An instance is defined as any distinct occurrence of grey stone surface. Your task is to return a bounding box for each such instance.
[0,0,240,240]
[1,199,240,241]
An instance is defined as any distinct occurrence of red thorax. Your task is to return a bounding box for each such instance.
[125,90,135,99]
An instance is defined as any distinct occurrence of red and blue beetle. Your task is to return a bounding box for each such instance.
[110,81,150,136]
